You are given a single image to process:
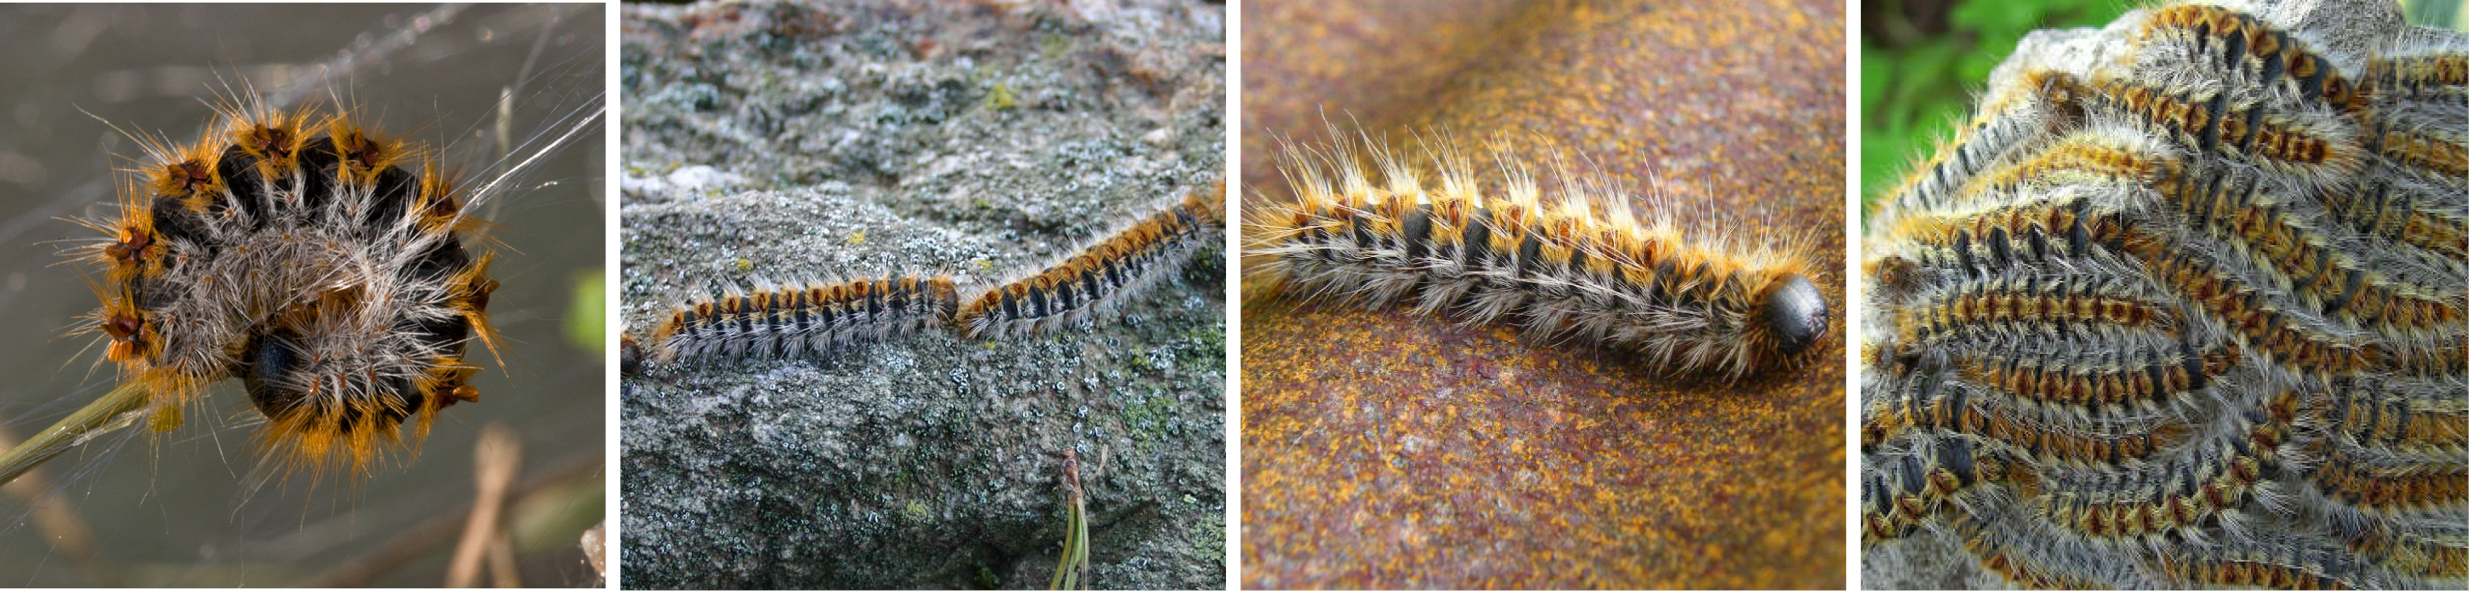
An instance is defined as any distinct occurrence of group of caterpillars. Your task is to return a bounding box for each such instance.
[1242,129,1831,381]
[73,95,497,474]
[621,181,1225,374]
[1862,0,2469,588]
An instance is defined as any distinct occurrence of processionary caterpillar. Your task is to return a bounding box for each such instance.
[1244,131,1829,380]
[69,93,498,475]
[631,181,1226,370]
[1861,0,2469,588]
[958,184,1226,338]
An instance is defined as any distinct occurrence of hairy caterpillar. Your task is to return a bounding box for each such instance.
[959,182,1226,338]
[69,93,495,474]
[646,275,958,366]
[2124,3,2373,115]
[1861,1,2469,588]
[1243,131,1827,380]
[0,5,607,587]
[631,182,1225,368]
[1860,436,2024,544]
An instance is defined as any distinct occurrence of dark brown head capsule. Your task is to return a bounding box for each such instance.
[619,331,642,378]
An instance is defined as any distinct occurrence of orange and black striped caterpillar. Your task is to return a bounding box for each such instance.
[70,94,497,475]
[629,182,1224,370]
[643,276,957,366]
[959,185,1226,338]
[1861,1,2469,588]
[1242,131,1829,380]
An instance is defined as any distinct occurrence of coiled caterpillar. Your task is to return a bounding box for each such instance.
[0,5,606,587]
[71,94,495,474]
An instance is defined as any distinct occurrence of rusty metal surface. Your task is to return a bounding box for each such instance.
[1239,0,1848,587]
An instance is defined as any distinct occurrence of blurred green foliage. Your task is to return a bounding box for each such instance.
[1862,0,2463,214]
[1862,0,2131,212]
[2409,0,2465,27]
[568,270,606,357]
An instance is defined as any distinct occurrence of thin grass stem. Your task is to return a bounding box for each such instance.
[0,382,151,487]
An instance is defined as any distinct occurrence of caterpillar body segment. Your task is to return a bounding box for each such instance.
[1877,70,2081,218]
[2365,43,2469,108]
[2050,71,2369,190]
[2123,2,2373,115]
[1861,435,2030,544]
[2150,159,2467,333]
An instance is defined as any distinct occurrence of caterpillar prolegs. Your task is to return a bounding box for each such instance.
[631,182,1225,369]
[1243,132,1830,380]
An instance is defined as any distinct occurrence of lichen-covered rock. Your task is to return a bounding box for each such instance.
[618,1,1226,587]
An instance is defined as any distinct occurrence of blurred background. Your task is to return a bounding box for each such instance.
[1860,0,2467,212]
[0,4,605,586]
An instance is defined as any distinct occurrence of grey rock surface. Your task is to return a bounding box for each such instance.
[618,0,1226,588]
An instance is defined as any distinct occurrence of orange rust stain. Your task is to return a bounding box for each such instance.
[1240,0,1847,588]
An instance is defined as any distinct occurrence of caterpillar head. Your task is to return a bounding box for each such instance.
[619,330,643,378]
[1762,273,1829,357]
